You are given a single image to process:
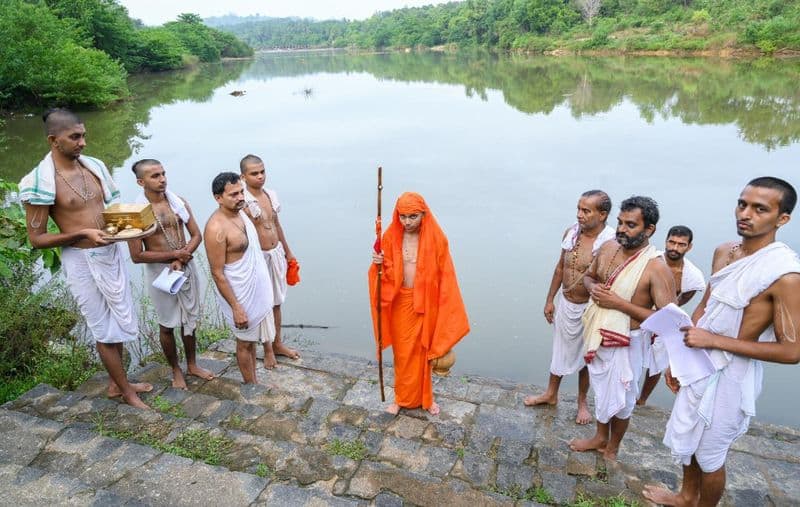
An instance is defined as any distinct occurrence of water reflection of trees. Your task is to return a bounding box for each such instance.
[0,61,249,181]
[247,52,800,150]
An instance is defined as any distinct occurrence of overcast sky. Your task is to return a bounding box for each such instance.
[118,1,449,25]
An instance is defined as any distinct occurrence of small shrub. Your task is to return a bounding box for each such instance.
[255,463,272,478]
[152,395,187,418]
[691,9,711,25]
[326,438,367,460]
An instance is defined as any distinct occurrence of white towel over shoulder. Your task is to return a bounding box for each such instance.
[134,190,190,223]
[19,152,120,205]
[561,223,616,254]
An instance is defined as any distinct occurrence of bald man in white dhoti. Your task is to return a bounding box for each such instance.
[21,108,150,409]
[205,172,275,384]
[524,190,615,425]
[645,177,800,507]
[570,196,675,461]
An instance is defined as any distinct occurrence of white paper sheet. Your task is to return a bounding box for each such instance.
[152,267,187,295]
[640,303,717,385]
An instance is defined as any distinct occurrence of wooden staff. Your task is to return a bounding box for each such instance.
[374,166,386,401]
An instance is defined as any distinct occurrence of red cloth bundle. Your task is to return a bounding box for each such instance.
[287,258,300,286]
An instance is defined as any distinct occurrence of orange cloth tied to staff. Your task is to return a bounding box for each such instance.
[368,192,469,409]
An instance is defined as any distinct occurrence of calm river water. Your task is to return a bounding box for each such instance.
[2,51,799,426]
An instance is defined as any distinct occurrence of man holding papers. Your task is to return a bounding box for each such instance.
[644,177,800,507]
[129,159,214,389]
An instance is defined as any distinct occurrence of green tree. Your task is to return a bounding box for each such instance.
[0,0,128,107]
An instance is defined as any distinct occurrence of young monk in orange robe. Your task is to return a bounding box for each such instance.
[369,192,470,415]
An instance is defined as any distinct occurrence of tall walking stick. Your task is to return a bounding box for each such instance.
[374,166,386,401]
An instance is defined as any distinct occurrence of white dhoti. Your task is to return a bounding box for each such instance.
[262,242,288,307]
[589,328,647,423]
[663,241,800,473]
[549,292,588,376]
[645,334,669,375]
[144,259,202,335]
[664,355,760,472]
[215,211,275,343]
[61,244,137,344]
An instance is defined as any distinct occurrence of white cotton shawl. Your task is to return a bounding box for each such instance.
[582,244,660,354]
[19,152,120,205]
[134,190,190,223]
[561,223,616,254]
[243,186,281,218]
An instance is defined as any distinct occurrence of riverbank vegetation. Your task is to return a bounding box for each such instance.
[215,0,800,55]
[0,0,253,109]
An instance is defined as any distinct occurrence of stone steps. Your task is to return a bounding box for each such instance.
[2,340,799,506]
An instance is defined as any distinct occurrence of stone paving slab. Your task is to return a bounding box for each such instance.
[3,347,800,507]
[0,409,64,466]
[108,453,267,506]
[0,463,133,506]
[31,426,159,488]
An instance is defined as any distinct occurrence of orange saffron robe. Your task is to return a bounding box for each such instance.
[369,193,470,409]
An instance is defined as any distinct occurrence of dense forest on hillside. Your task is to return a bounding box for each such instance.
[0,0,253,109]
[219,0,800,54]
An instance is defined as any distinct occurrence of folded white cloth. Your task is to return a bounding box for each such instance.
[19,152,120,205]
[680,257,706,294]
[134,190,190,223]
[244,186,281,217]
[561,223,616,254]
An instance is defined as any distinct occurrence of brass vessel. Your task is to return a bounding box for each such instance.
[431,349,456,377]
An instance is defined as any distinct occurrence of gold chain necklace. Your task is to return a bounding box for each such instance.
[55,165,95,202]
[153,206,185,251]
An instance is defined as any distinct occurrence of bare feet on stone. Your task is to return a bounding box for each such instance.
[108,382,153,398]
[523,392,557,407]
[263,347,277,369]
[273,342,300,359]
[576,401,592,425]
[427,401,440,416]
[171,370,188,390]
[123,393,149,409]
[602,446,619,461]
[385,403,400,415]
[642,485,689,506]
[569,435,607,453]
[187,364,215,380]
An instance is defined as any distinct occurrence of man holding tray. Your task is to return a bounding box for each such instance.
[128,159,214,389]
[19,108,150,409]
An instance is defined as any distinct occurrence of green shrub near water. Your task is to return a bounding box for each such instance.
[0,0,128,108]
[0,179,95,404]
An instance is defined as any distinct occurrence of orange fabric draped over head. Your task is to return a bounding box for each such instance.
[368,192,470,360]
